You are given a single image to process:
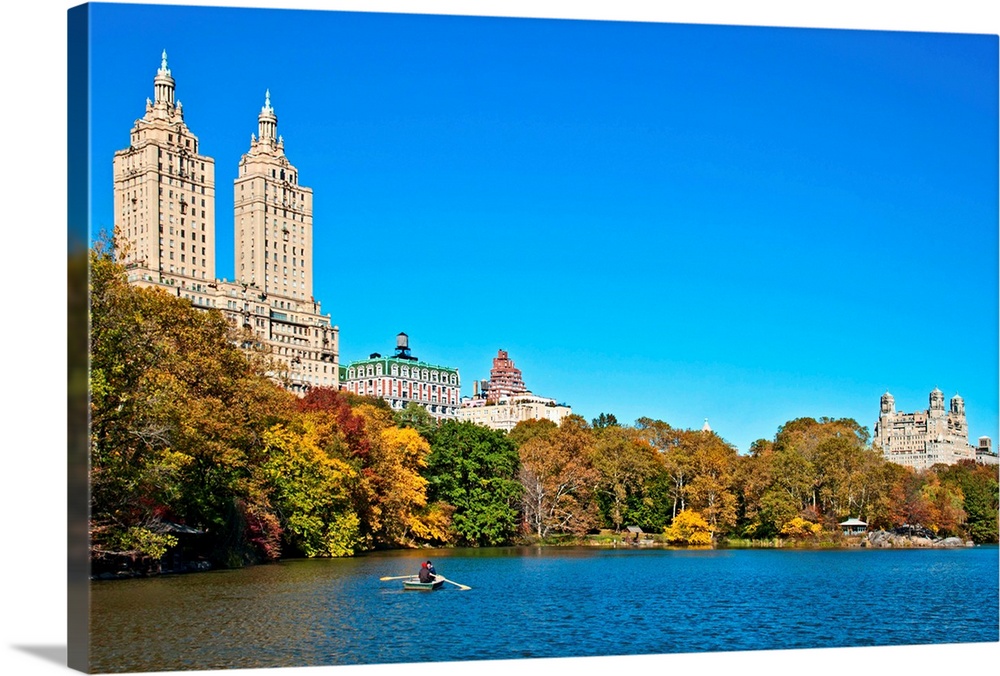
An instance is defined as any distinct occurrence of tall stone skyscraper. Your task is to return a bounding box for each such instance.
[233,91,314,300]
[112,53,339,393]
[113,51,216,287]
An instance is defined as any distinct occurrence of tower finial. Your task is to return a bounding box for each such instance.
[257,89,278,145]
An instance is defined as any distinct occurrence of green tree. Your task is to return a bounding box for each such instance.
[425,420,523,546]
[589,426,658,531]
[592,412,620,429]
[635,418,692,519]
[394,401,438,439]
[938,462,999,543]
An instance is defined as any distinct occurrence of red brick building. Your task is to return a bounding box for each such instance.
[483,349,528,403]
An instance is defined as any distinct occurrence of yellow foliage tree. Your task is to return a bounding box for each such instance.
[663,509,713,546]
[354,404,433,547]
[779,516,822,539]
[257,421,360,557]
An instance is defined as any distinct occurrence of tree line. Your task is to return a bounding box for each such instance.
[88,246,999,571]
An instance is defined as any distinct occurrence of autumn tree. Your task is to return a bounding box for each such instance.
[589,426,659,532]
[508,418,559,448]
[773,417,870,512]
[255,420,360,557]
[780,516,822,539]
[89,244,297,567]
[733,439,781,538]
[518,415,600,538]
[683,430,739,536]
[354,404,433,548]
[663,509,713,546]
[296,387,372,460]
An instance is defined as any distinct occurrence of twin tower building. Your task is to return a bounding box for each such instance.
[113,52,339,393]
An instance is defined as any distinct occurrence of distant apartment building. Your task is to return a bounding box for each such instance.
[976,436,999,466]
[113,53,339,393]
[456,393,572,432]
[479,349,528,403]
[339,333,461,420]
[459,349,571,432]
[873,389,976,469]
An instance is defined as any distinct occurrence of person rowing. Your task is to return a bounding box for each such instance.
[418,561,435,583]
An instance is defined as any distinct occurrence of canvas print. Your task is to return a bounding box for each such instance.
[67,2,999,674]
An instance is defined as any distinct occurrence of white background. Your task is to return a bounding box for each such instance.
[1,2,997,675]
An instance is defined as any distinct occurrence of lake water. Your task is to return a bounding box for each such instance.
[88,545,1000,673]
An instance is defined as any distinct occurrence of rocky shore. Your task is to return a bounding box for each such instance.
[863,530,975,548]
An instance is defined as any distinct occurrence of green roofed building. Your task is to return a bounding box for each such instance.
[340,333,461,420]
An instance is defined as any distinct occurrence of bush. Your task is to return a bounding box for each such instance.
[664,509,713,546]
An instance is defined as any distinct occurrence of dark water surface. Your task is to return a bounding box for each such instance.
[89,546,1000,673]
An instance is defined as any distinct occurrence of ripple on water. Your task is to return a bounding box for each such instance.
[88,546,999,672]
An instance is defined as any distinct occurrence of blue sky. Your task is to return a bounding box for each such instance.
[83,2,998,453]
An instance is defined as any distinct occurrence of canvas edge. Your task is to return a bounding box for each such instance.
[68,2,92,673]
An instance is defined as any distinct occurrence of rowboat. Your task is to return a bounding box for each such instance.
[402,576,444,591]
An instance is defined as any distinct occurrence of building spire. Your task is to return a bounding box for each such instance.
[258,89,278,145]
[153,49,175,108]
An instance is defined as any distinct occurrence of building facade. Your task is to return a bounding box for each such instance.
[233,90,314,301]
[976,436,999,465]
[340,333,461,420]
[873,389,976,469]
[113,51,216,286]
[114,54,339,394]
[460,348,571,432]
[479,349,528,403]
[455,394,572,432]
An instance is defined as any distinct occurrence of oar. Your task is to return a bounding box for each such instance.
[379,575,416,581]
[435,576,471,591]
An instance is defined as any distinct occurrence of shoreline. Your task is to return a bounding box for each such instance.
[90,529,983,581]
